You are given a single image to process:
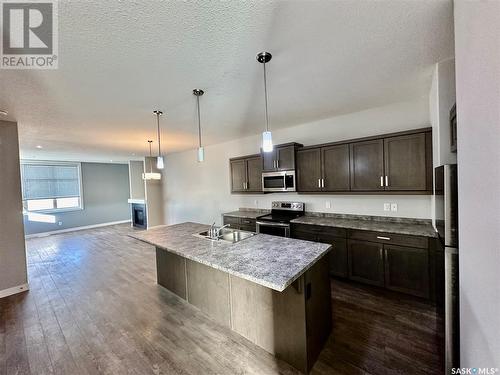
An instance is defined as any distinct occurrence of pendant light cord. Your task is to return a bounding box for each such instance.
[197,95,202,148]
[263,61,270,132]
[156,113,161,157]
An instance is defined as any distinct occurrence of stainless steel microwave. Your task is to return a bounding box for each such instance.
[262,171,296,192]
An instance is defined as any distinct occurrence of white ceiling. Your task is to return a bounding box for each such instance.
[0,0,454,162]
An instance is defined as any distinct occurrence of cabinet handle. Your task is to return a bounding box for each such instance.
[385,176,389,187]
[376,236,391,241]
[321,178,325,188]
[277,159,279,168]
[273,160,276,168]
[318,179,321,188]
[380,176,384,187]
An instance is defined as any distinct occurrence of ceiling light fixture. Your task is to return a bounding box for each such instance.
[36,145,43,149]
[0,109,8,116]
[153,110,164,169]
[193,88,205,162]
[257,51,273,153]
[142,140,161,180]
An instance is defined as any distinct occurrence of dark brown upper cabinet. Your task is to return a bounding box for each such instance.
[262,143,302,172]
[297,148,322,192]
[297,144,350,192]
[384,133,427,191]
[230,154,263,194]
[322,144,350,191]
[350,139,385,191]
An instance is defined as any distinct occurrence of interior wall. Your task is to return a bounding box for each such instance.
[162,98,432,226]
[24,162,131,235]
[0,121,28,293]
[454,0,500,368]
[429,58,457,226]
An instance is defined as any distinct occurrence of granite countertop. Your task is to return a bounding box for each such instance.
[130,222,331,292]
[222,210,269,219]
[290,215,437,237]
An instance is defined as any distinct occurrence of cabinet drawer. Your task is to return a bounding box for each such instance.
[223,216,240,226]
[239,224,256,232]
[348,230,428,249]
[239,218,256,226]
[292,223,346,238]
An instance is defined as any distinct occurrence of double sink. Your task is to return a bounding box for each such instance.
[195,227,256,244]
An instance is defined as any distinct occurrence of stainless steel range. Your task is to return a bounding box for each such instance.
[256,201,305,237]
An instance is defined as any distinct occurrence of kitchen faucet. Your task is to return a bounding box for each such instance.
[208,223,231,240]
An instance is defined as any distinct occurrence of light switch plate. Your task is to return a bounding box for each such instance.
[391,203,398,212]
[325,201,331,209]
[254,200,258,207]
[384,203,391,211]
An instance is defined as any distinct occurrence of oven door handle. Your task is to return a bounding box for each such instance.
[256,221,290,228]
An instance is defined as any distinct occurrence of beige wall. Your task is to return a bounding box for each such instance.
[454,0,500,368]
[0,121,28,294]
[162,98,433,226]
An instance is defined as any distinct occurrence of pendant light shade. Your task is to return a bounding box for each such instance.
[153,110,164,169]
[193,89,205,162]
[142,140,161,180]
[257,52,273,153]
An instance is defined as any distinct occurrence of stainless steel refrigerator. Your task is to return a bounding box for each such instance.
[434,164,459,373]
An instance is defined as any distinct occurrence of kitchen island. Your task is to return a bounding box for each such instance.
[131,222,332,373]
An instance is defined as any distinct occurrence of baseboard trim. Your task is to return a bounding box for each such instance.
[25,220,131,239]
[0,283,29,299]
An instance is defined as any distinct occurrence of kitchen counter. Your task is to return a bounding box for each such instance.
[291,215,437,237]
[130,222,331,292]
[222,210,268,219]
[130,222,332,373]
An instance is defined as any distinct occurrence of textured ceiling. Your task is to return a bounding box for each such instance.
[0,0,454,162]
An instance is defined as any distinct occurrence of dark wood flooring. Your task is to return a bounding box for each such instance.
[0,224,442,374]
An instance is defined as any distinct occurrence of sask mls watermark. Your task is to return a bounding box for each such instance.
[1,0,58,69]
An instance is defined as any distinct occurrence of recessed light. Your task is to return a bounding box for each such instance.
[36,145,43,149]
[0,109,8,116]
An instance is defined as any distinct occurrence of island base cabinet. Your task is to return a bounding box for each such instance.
[155,247,331,374]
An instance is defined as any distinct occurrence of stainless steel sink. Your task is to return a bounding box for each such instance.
[194,227,256,244]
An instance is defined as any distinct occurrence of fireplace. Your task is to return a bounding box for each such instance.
[132,203,147,229]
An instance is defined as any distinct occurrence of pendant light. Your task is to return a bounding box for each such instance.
[153,110,164,169]
[142,140,161,180]
[257,51,273,153]
[193,89,205,162]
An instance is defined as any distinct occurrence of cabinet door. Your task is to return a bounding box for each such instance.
[246,156,263,192]
[318,233,348,278]
[384,133,427,191]
[349,139,384,191]
[276,145,295,170]
[230,159,247,192]
[262,149,277,171]
[322,144,350,191]
[296,148,322,192]
[347,240,384,286]
[384,244,430,298]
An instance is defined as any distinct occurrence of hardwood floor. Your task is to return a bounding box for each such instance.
[0,224,442,374]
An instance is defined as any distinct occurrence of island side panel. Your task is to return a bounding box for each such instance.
[304,254,332,372]
[186,259,231,328]
[230,275,308,373]
[156,247,187,299]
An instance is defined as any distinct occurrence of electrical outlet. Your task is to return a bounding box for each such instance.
[254,200,258,207]
[325,201,331,209]
[58,221,63,226]
[391,203,398,212]
[383,203,391,211]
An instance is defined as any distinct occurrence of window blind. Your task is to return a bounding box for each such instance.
[21,163,81,200]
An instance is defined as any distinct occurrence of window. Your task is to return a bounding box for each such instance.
[21,162,83,212]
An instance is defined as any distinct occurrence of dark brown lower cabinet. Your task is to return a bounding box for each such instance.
[223,216,256,232]
[347,240,385,286]
[384,244,430,298]
[318,234,348,278]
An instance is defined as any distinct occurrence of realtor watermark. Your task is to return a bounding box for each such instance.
[452,368,499,375]
[1,0,58,69]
